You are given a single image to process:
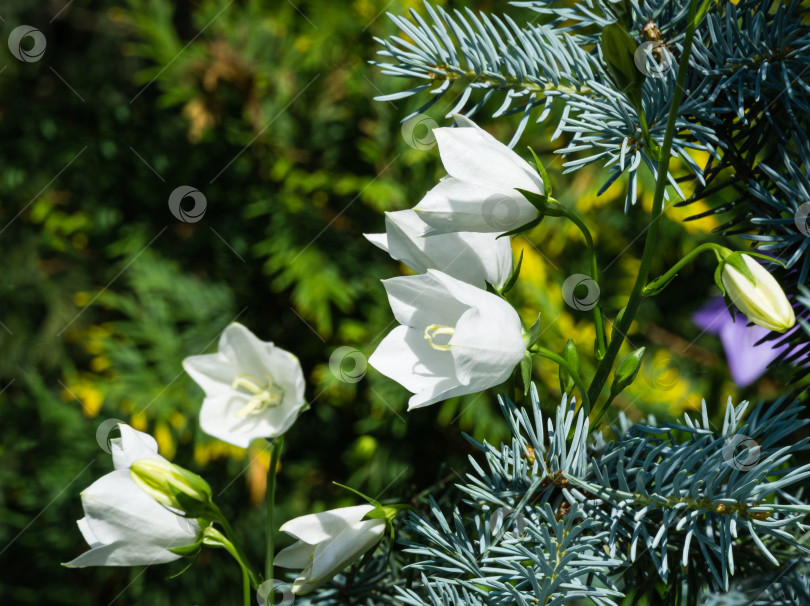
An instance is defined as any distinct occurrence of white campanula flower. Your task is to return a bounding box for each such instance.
[413,115,544,234]
[365,208,513,289]
[369,269,526,409]
[275,504,385,595]
[721,254,795,333]
[64,425,202,567]
[183,323,306,448]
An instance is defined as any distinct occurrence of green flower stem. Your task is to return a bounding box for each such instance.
[642,242,725,296]
[266,436,284,583]
[587,0,702,406]
[638,109,660,161]
[531,346,591,413]
[556,206,607,359]
[204,524,259,589]
[242,567,250,606]
[695,0,713,26]
[590,392,618,431]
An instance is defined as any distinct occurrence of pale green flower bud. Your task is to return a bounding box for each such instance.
[720,253,795,333]
[130,459,214,519]
[610,347,646,399]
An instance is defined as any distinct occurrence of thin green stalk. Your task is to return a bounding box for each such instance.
[590,392,618,430]
[266,437,284,584]
[531,346,591,413]
[242,567,251,606]
[559,208,607,359]
[587,0,702,405]
[642,242,724,296]
[638,109,660,162]
[695,0,713,25]
[204,524,259,589]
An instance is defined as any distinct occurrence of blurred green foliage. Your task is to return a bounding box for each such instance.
[0,0,794,604]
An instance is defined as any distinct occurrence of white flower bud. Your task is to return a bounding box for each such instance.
[275,505,386,595]
[721,254,795,333]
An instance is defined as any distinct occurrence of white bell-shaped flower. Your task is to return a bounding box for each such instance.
[183,323,306,448]
[413,115,544,234]
[369,269,526,409]
[64,425,202,567]
[275,504,385,595]
[365,208,513,289]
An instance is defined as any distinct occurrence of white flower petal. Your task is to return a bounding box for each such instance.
[432,271,526,387]
[76,517,101,548]
[187,323,307,447]
[414,178,538,234]
[292,574,317,596]
[383,210,434,274]
[369,325,459,396]
[280,505,374,544]
[308,519,385,586]
[434,121,544,193]
[278,506,385,596]
[407,380,474,410]
[450,305,525,389]
[381,273,467,328]
[363,232,389,253]
[81,470,199,544]
[66,469,200,567]
[275,540,316,569]
[373,270,525,409]
[63,540,181,568]
[218,323,279,381]
[196,349,305,448]
[198,393,288,449]
[182,351,239,396]
[111,424,164,470]
[380,209,512,288]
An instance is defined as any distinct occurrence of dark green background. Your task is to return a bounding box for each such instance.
[0,1,787,603]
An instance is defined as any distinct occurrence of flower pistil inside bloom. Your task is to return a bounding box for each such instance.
[424,324,455,351]
[231,374,285,417]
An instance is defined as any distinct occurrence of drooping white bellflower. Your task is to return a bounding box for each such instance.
[275,504,385,595]
[369,269,526,409]
[183,323,306,448]
[365,208,513,289]
[64,425,202,567]
[413,115,544,234]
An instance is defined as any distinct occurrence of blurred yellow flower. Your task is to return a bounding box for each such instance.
[155,422,176,460]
